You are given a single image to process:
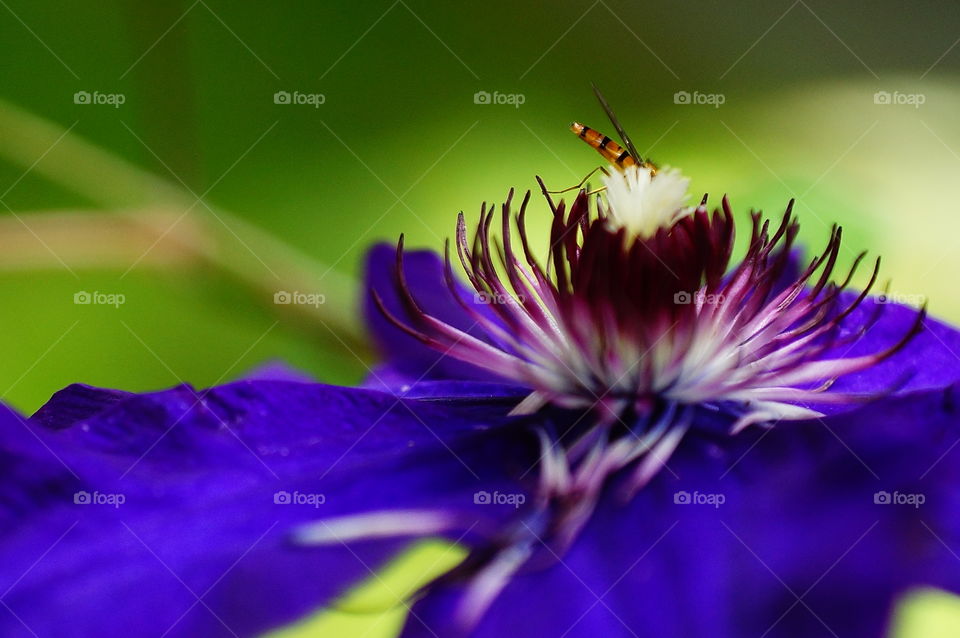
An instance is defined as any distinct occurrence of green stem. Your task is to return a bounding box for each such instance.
[0,99,367,351]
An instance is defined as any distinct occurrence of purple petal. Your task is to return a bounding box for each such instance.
[363,243,507,386]
[827,298,960,395]
[402,385,960,638]
[1,380,536,638]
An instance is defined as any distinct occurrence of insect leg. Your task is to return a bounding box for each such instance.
[545,166,610,194]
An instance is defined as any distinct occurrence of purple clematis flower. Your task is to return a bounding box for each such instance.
[4,135,960,638]
[362,169,960,638]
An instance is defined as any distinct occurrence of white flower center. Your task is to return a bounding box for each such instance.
[601,165,693,238]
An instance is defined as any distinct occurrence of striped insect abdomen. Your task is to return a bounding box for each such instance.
[570,122,637,169]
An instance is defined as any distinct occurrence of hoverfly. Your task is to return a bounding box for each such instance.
[550,85,657,195]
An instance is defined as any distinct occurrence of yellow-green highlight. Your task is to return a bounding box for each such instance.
[265,539,467,638]
[891,589,960,638]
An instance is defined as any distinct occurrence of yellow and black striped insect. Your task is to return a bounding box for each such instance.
[551,86,657,195]
[569,121,641,170]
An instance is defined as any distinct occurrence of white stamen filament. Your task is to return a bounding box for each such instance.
[294,510,458,544]
[602,164,693,238]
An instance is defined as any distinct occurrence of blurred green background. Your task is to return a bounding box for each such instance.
[2,1,960,635]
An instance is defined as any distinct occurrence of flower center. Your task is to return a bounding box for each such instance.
[601,164,693,238]
[378,175,923,433]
